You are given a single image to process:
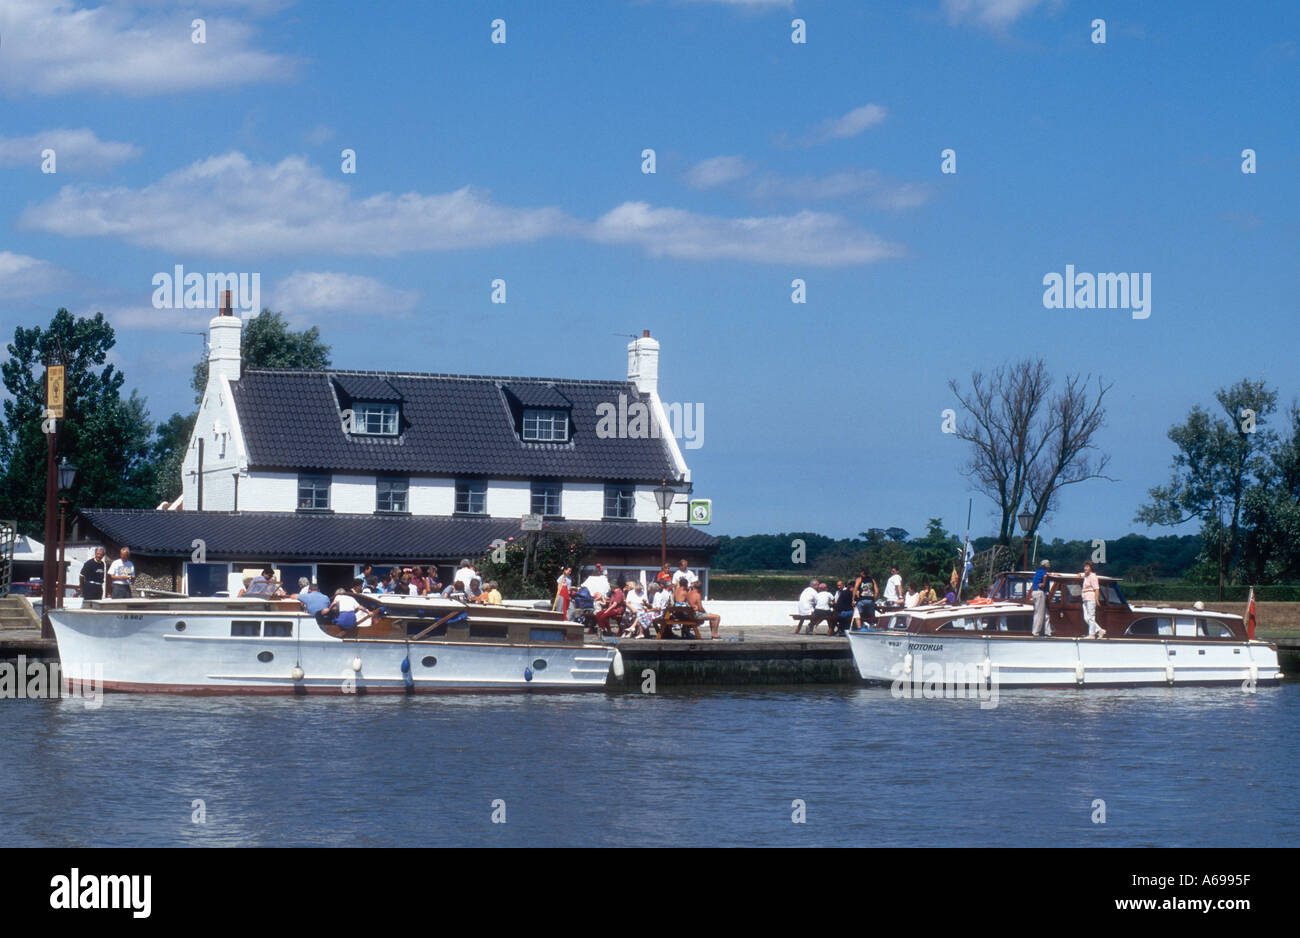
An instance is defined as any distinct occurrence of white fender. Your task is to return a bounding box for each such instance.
[351,657,362,672]
[1165,662,1175,684]
[1075,661,1085,683]
[612,650,625,679]
[903,653,913,676]
[291,665,305,682]
[982,657,992,681]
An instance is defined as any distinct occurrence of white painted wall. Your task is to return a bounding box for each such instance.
[182,376,243,511]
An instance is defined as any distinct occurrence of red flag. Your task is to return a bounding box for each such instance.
[1246,587,1257,640]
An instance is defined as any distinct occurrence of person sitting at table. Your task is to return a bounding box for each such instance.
[594,582,626,634]
[687,582,721,640]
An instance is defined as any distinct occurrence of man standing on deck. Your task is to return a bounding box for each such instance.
[107,547,135,599]
[1031,559,1053,636]
[79,547,108,601]
[883,565,903,607]
[795,579,818,633]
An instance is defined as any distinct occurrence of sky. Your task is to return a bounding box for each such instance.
[1,0,1296,543]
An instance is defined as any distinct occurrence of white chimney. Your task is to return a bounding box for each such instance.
[627,329,659,396]
[208,289,242,384]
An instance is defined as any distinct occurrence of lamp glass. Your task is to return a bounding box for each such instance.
[57,457,78,491]
[653,484,674,513]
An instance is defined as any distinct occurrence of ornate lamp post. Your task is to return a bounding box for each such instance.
[1018,509,1034,571]
[40,352,66,638]
[653,480,675,570]
[55,458,78,609]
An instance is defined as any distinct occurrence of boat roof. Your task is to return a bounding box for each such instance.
[1002,570,1122,581]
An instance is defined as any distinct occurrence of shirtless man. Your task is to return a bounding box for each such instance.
[687,582,721,640]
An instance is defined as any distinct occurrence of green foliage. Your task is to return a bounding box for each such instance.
[0,310,157,535]
[475,531,589,600]
[191,309,331,402]
[150,411,197,505]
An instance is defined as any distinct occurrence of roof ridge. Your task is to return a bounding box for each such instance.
[242,367,633,388]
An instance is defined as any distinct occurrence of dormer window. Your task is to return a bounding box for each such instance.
[354,402,399,436]
[522,408,569,442]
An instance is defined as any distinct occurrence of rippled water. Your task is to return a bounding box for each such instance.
[1,683,1295,847]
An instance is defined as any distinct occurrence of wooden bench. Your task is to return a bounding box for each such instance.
[792,612,842,635]
[658,605,703,640]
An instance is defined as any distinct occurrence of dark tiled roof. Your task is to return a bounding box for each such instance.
[80,509,716,561]
[331,373,402,402]
[231,369,677,481]
[503,382,571,408]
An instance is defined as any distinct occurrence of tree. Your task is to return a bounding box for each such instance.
[1239,403,1300,583]
[191,309,331,402]
[1136,379,1278,595]
[0,310,157,534]
[476,532,589,599]
[150,411,197,505]
[949,358,1112,546]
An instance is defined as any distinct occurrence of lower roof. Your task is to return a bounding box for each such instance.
[79,509,716,561]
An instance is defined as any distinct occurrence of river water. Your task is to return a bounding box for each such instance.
[2,683,1295,847]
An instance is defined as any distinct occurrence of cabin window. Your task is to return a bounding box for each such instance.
[939,618,976,631]
[298,474,331,510]
[1063,584,1082,603]
[529,628,566,643]
[1127,617,1173,637]
[604,484,636,519]
[186,562,229,597]
[885,615,910,630]
[231,620,260,637]
[1197,619,1233,638]
[354,402,399,436]
[263,620,293,638]
[522,409,569,442]
[1174,616,1197,637]
[455,479,487,515]
[470,623,509,640]
[377,476,409,513]
[1104,583,1124,605]
[530,481,562,518]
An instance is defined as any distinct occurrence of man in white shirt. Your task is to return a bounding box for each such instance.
[453,559,477,590]
[672,559,698,589]
[810,583,836,634]
[795,579,818,633]
[883,565,904,606]
[580,563,611,599]
[107,547,135,599]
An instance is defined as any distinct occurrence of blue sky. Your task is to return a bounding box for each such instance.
[1,0,1296,542]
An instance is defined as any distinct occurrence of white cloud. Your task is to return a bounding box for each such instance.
[0,128,141,172]
[811,104,888,143]
[21,151,907,267]
[590,202,904,266]
[684,155,754,189]
[0,0,295,96]
[272,271,419,323]
[0,252,71,297]
[942,0,1045,28]
[20,152,578,257]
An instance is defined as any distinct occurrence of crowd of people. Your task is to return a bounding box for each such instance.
[795,564,971,635]
[555,559,720,639]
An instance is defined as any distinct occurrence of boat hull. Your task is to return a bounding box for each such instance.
[50,607,617,695]
[846,628,1283,688]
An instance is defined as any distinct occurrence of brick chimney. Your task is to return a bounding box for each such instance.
[208,289,242,384]
[627,328,659,396]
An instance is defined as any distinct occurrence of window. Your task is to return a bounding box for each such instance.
[231,620,260,637]
[1197,618,1234,638]
[531,481,562,517]
[455,479,486,515]
[377,476,409,513]
[604,484,635,519]
[1127,617,1173,637]
[298,474,330,510]
[522,409,569,442]
[263,620,294,638]
[186,562,229,597]
[353,402,399,435]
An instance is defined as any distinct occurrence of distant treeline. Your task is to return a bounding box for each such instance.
[711,527,1203,583]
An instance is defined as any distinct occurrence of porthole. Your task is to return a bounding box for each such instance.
[532,658,548,671]
[257,651,274,663]
[175,621,186,632]
[421,656,437,668]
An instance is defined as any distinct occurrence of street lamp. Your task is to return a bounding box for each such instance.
[1018,509,1034,571]
[653,480,675,570]
[55,458,77,609]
